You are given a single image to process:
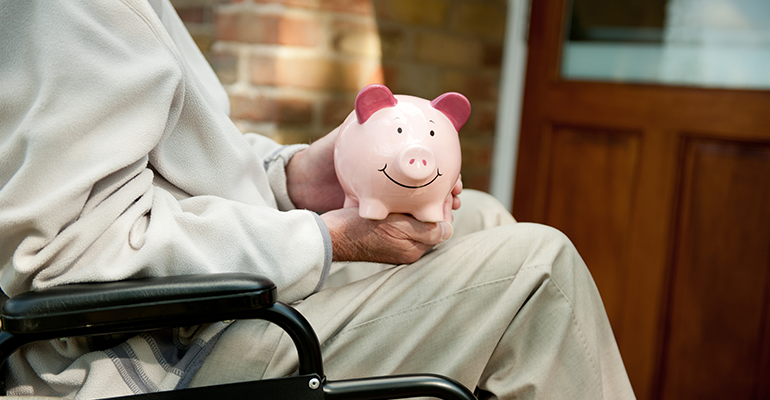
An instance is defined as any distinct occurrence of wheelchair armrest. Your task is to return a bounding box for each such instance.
[1,273,276,337]
[0,273,477,399]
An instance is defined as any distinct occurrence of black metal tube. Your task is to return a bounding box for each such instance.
[323,374,477,400]
[252,302,324,378]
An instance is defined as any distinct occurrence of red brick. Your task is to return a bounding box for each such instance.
[253,0,373,14]
[249,54,278,86]
[330,19,381,57]
[230,95,313,125]
[318,0,375,15]
[278,58,362,91]
[229,95,276,122]
[367,64,386,86]
[216,12,322,47]
[275,98,313,124]
[250,54,368,92]
[216,12,272,43]
[254,0,318,8]
[278,15,323,47]
[206,51,238,84]
[171,0,221,7]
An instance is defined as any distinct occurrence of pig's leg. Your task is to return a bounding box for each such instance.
[358,198,389,220]
[343,195,359,208]
[411,203,444,223]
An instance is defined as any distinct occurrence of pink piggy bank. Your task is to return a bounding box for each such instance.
[334,84,470,222]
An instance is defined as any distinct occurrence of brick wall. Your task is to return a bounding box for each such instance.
[171,0,507,192]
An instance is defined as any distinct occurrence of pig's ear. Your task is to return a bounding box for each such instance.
[355,84,398,124]
[431,92,471,132]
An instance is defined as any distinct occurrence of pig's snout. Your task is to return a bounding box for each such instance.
[396,145,436,182]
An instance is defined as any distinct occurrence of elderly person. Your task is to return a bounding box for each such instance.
[0,1,635,399]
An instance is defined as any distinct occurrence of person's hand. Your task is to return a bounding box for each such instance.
[285,126,345,213]
[320,208,454,264]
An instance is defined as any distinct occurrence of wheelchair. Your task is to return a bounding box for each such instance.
[0,273,477,399]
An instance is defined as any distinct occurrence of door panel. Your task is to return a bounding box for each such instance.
[514,0,770,398]
[542,126,640,331]
[660,140,770,399]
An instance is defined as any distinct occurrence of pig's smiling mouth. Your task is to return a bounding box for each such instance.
[378,164,442,189]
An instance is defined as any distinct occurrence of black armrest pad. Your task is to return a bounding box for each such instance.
[1,273,275,337]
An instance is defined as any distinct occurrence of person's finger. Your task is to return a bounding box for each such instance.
[439,220,453,241]
[452,175,463,196]
[451,176,463,210]
[452,195,461,211]
[407,217,452,246]
[443,192,454,224]
[382,213,450,247]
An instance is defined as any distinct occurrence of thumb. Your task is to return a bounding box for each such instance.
[420,220,453,246]
[439,221,453,242]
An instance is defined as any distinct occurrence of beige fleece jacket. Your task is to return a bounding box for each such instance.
[0,0,331,305]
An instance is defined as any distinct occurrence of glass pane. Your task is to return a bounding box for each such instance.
[561,0,770,89]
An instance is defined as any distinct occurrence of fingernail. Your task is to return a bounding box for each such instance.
[440,221,453,241]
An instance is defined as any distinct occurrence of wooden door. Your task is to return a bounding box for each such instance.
[513,0,770,399]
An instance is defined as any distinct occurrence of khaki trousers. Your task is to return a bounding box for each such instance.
[190,190,636,399]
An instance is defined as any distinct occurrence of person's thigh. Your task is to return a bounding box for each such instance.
[190,221,632,400]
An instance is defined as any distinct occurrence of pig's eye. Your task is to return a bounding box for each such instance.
[397,127,403,134]
[430,130,435,136]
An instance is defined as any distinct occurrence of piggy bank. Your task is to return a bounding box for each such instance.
[334,84,469,222]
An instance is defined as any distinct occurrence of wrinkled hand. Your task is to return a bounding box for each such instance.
[320,208,454,264]
[285,126,345,213]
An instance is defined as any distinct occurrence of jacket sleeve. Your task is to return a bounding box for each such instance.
[0,0,331,302]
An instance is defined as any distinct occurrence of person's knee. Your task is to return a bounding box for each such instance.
[523,223,573,250]
[452,190,516,238]
[426,222,584,294]
[451,222,572,269]
[495,222,572,250]
[490,223,582,275]
[513,223,595,299]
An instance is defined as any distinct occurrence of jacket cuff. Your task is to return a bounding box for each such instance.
[264,144,309,211]
[310,212,333,294]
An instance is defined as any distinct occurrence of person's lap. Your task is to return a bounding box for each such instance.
[191,191,634,399]
[323,189,517,289]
